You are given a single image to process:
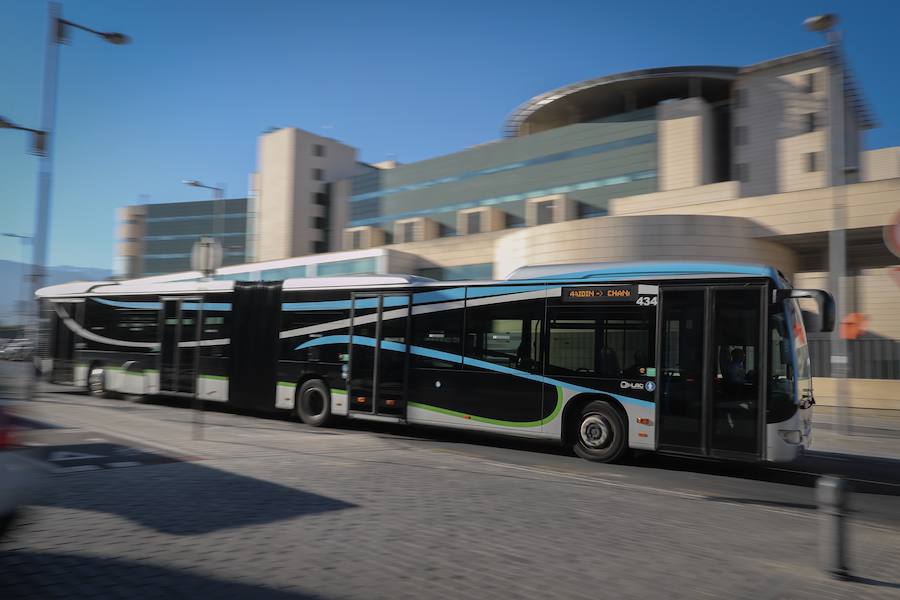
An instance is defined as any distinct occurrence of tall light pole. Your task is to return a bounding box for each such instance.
[804,13,852,434]
[26,3,128,397]
[182,179,227,247]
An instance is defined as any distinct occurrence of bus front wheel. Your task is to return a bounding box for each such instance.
[295,380,332,427]
[571,400,627,463]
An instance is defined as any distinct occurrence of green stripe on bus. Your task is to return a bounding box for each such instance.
[200,374,228,381]
[331,388,347,394]
[277,381,297,387]
[408,386,563,428]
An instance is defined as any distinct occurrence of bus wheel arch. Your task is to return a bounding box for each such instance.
[294,377,332,427]
[563,394,629,463]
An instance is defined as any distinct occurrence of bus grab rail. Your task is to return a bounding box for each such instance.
[773,288,835,333]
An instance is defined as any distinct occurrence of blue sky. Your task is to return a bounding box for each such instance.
[1,0,898,269]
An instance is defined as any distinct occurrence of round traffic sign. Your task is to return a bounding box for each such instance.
[886,211,900,259]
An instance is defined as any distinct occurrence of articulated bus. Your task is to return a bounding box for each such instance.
[36,262,834,463]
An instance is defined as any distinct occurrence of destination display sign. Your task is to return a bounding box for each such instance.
[562,286,637,303]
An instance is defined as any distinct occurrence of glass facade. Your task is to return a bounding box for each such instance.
[140,199,249,275]
[416,263,493,281]
[349,108,658,237]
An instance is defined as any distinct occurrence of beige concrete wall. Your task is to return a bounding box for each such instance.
[861,147,900,182]
[657,98,713,191]
[255,128,360,262]
[255,129,297,261]
[813,378,900,410]
[856,267,900,339]
[391,230,507,276]
[609,178,900,237]
[492,214,797,279]
[735,57,829,197]
[115,205,147,278]
[778,130,827,192]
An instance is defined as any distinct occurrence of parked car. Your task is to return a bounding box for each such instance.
[0,405,45,537]
[0,339,32,361]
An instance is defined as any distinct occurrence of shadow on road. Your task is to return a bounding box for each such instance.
[34,460,356,536]
[0,550,323,599]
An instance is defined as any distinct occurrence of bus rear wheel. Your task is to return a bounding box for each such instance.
[571,400,627,463]
[295,380,332,427]
[88,365,108,398]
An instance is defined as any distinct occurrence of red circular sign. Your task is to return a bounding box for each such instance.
[886,211,900,259]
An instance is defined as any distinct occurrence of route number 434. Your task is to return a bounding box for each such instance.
[636,296,658,306]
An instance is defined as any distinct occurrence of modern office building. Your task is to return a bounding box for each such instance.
[251,128,366,261]
[115,45,899,406]
[116,198,250,278]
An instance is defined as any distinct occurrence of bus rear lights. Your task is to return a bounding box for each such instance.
[355,396,367,404]
[385,399,396,407]
[779,430,803,444]
[636,418,652,425]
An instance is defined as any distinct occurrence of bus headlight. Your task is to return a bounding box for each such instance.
[778,429,803,444]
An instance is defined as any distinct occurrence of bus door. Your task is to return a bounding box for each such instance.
[158,297,201,395]
[347,293,411,417]
[657,286,766,459]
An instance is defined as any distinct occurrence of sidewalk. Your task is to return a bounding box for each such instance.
[811,406,900,461]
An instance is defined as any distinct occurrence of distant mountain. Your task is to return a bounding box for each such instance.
[0,260,112,324]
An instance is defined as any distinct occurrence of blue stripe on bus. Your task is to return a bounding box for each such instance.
[465,285,545,299]
[92,298,162,310]
[412,288,466,304]
[282,296,410,311]
[295,335,652,408]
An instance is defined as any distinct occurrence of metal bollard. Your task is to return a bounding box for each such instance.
[816,475,851,580]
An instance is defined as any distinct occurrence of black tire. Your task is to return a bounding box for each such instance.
[295,379,332,427]
[570,400,628,463]
[87,364,107,398]
[0,510,16,538]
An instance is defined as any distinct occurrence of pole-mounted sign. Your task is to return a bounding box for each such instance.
[191,236,223,277]
[885,210,900,258]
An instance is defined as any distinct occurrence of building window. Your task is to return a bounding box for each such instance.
[536,201,554,226]
[734,126,747,146]
[312,216,326,229]
[806,152,820,172]
[402,221,416,243]
[806,113,818,133]
[313,241,327,253]
[805,72,817,94]
[313,144,326,157]
[351,230,363,250]
[733,88,746,108]
[466,211,481,234]
[735,163,749,183]
[312,168,324,181]
[313,192,328,206]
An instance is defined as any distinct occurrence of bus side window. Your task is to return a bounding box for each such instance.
[411,308,463,369]
[464,299,543,373]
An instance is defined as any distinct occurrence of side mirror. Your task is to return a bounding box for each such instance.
[773,289,835,332]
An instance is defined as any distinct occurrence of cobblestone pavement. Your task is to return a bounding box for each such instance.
[1,370,899,598]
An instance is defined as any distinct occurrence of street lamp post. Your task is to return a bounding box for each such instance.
[804,14,851,435]
[6,3,128,401]
[182,179,227,246]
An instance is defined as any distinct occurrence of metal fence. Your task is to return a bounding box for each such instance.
[808,337,900,379]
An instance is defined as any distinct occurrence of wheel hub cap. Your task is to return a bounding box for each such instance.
[580,415,610,449]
